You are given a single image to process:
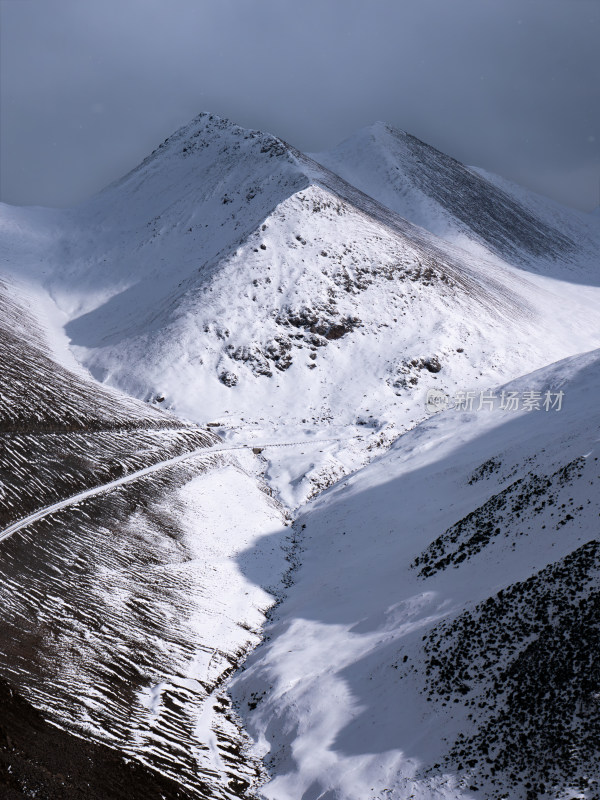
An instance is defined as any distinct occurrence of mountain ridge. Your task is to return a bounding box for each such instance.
[310,120,600,275]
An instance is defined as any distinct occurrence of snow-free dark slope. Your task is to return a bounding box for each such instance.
[0,277,288,798]
[233,349,600,800]
[311,122,600,275]
[0,677,193,800]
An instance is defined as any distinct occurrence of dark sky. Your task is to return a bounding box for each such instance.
[1,0,599,210]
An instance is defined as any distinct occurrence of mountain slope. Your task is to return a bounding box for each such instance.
[310,122,600,278]
[0,271,290,798]
[232,348,600,800]
[0,677,195,800]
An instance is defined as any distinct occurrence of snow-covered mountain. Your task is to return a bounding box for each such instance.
[3,113,599,506]
[0,112,598,799]
[310,122,600,277]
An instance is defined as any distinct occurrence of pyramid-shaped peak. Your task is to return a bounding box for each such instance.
[119,111,295,184]
[311,120,575,262]
[80,110,308,229]
[312,122,449,177]
[370,123,455,162]
[369,120,408,136]
[334,120,419,147]
[151,111,289,157]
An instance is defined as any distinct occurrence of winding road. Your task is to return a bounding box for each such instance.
[0,436,354,544]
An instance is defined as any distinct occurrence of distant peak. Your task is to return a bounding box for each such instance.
[327,121,416,153]
[373,123,431,149]
[371,120,407,136]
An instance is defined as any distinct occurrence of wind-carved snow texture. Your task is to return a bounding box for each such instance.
[0,277,216,525]
[0,457,273,798]
[0,277,171,433]
[0,280,288,798]
[0,677,196,799]
[382,129,575,260]
[0,429,215,528]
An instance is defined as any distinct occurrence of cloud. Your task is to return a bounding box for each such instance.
[1,0,598,209]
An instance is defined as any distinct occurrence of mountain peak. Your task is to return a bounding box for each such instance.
[102,111,295,201]
[1,106,599,800]
[370,120,406,136]
[149,111,289,160]
[343,121,425,148]
[311,121,576,262]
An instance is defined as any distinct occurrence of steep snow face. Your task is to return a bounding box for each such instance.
[64,175,600,507]
[310,122,600,273]
[468,165,600,275]
[66,182,538,419]
[232,349,600,800]
[30,114,311,321]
